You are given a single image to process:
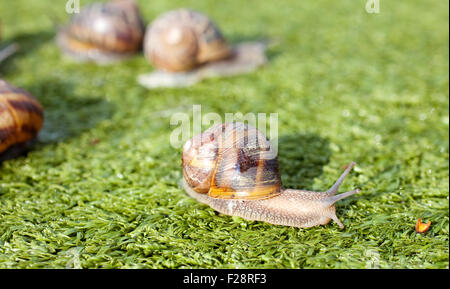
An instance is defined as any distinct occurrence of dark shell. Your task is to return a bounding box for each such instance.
[144,9,232,72]
[0,80,44,155]
[182,122,282,200]
[57,0,144,63]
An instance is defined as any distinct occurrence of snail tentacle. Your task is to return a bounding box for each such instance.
[326,161,357,195]
[324,189,360,206]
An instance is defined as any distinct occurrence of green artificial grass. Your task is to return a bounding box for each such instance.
[0,0,448,268]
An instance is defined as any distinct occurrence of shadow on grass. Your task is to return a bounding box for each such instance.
[278,133,331,189]
[0,30,55,75]
[25,79,115,145]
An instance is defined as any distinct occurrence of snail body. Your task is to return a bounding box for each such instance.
[57,0,145,64]
[0,80,43,156]
[182,122,360,228]
[144,9,232,72]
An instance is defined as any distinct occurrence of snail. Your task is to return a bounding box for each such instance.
[0,80,44,160]
[181,122,360,229]
[138,9,267,88]
[144,9,232,72]
[57,0,145,64]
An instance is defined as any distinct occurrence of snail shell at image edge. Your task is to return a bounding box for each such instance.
[144,9,232,72]
[57,0,145,64]
[182,122,360,229]
[0,80,43,157]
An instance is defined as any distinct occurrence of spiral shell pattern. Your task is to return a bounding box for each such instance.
[182,122,282,200]
[144,9,232,72]
[0,80,43,154]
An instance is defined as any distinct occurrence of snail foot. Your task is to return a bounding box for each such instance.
[138,42,267,88]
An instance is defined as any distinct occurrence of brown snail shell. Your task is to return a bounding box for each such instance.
[182,122,282,200]
[57,0,145,64]
[144,9,232,72]
[0,80,44,157]
[182,122,360,228]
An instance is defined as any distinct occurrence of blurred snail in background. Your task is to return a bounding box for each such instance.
[182,122,360,229]
[138,9,267,88]
[0,80,43,160]
[144,9,232,72]
[57,0,145,64]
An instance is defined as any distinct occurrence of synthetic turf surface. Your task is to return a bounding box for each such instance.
[0,0,448,268]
